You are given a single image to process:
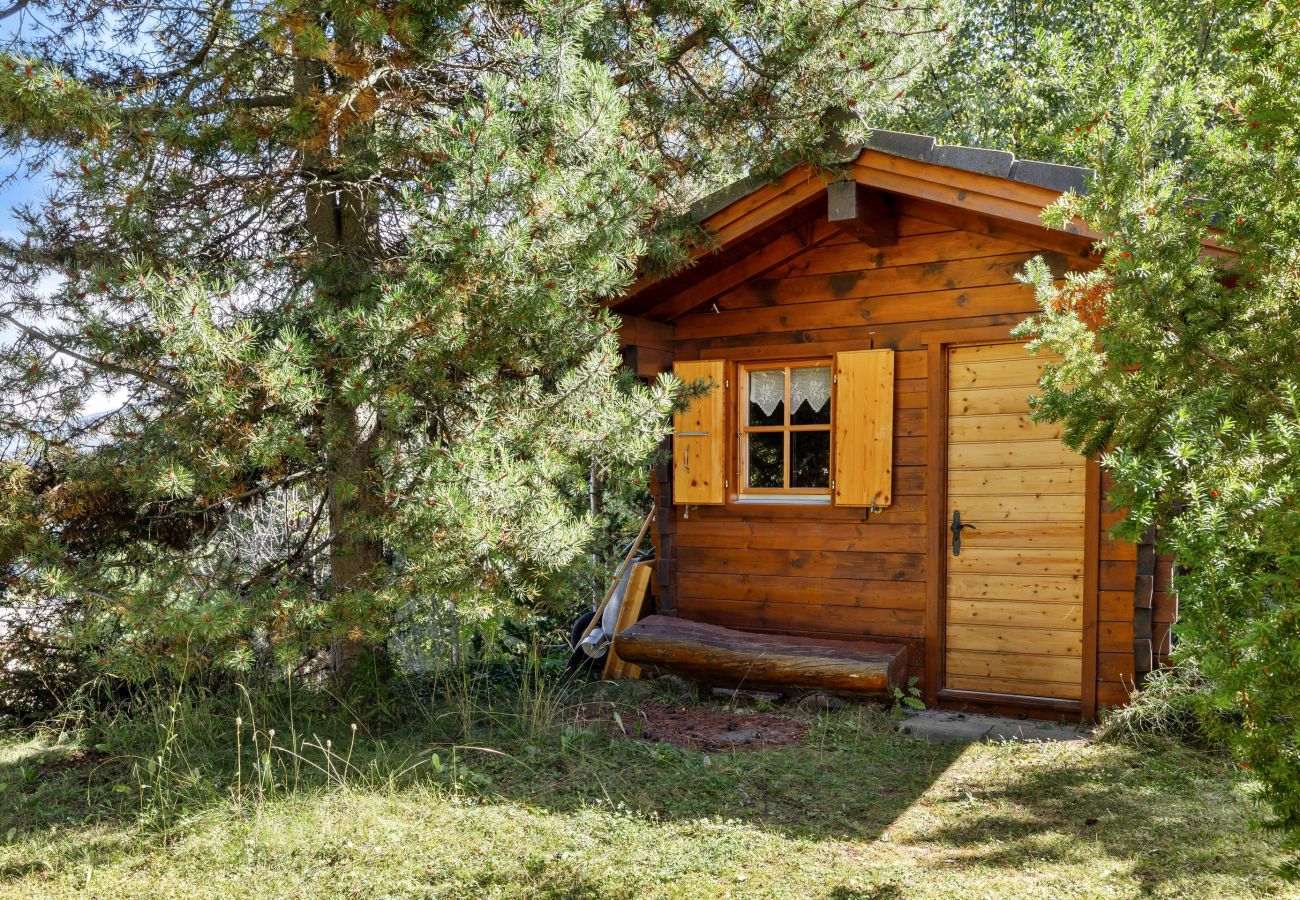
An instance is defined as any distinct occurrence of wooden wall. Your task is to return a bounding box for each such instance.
[1097,485,1178,709]
[629,195,1157,716]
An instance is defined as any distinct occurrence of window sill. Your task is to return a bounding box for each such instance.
[732,495,832,506]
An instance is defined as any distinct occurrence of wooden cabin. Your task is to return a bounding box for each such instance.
[610,131,1176,721]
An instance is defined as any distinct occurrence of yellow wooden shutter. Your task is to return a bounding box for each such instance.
[833,349,894,508]
[672,359,726,505]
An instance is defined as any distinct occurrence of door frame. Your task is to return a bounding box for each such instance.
[922,325,1100,719]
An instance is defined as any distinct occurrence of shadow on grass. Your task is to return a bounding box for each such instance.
[0,679,1264,895]
[903,741,1255,892]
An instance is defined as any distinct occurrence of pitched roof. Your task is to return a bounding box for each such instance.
[688,130,1093,225]
[613,131,1101,318]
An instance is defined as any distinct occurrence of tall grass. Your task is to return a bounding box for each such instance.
[46,645,614,840]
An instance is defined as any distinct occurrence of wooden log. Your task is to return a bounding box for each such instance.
[613,615,907,696]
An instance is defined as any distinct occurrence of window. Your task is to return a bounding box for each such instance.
[671,350,894,509]
[739,361,833,494]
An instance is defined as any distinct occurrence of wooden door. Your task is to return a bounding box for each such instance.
[943,342,1086,701]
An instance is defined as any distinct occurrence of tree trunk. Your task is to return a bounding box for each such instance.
[325,399,384,680]
[296,14,386,683]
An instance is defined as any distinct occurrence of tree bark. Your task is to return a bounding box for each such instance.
[614,616,908,695]
[325,399,384,679]
[296,14,387,683]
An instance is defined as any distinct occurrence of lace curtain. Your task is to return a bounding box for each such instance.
[792,367,831,415]
[749,370,785,417]
[749,367,831,418]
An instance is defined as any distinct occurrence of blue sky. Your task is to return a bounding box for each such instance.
[0,160,48,239]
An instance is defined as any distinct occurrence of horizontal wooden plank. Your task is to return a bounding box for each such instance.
[948,466,1085,496]
[676,283,1038,340]
[949,356,1051,390]
[947,439,1080,469]
[894,466,926,496]
[1099,590,1178,623]
[897,388,927,411]
[676,596,924,639]
[1099,621,1134,654]
[1100,532,1138,561]
[945,624,1081,656]
[679,312,1027,358]
[945,674,1081,701]
[947,599,1083,629]
[948,493,1086,523]
[676,520,926,553]
[949,385,1034,416]
[766,229,1036,281]
[677,572,926,609]
[949,343,1056,364]
[948,413,1063,443]
[692,493,927,525]
[1100,560,1173,593]
[945,649,1082,684]
[897,408,927,437]
[1096,681,1133,708]
[943,520,1085,549]
[947,574,1083,603]
[1099,651,1135,683]
[947,547,1085,577]
[896,349,928,379]
[716,252,1036,311]
[678,547,926,582]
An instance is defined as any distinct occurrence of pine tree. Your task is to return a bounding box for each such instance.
[0,0,946,680]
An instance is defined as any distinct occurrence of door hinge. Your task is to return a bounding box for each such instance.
[725,379,730,389]
[724,479,729,488]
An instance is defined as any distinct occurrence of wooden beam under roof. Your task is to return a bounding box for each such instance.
[827,181,897,246]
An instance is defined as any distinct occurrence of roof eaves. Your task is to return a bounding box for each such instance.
[688,130,1094,224]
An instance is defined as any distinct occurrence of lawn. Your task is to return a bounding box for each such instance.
[0,683,1292,899]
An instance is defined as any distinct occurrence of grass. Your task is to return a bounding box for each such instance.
[0,679,1293,899]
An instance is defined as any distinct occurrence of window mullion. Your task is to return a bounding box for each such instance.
[783,365,792,489]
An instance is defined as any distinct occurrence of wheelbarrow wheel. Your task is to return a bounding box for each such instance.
[567,609,605,673]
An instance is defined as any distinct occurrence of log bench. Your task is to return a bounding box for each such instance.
[612,615,908,696]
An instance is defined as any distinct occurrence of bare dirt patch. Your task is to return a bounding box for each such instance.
[623,702,808,751]
[38,747,111,774]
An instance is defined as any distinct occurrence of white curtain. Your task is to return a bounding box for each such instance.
[792,366,831,414]
[749,370,785,417]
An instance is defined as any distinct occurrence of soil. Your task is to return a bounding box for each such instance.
[623,702,808,751]
[38,747,112,774]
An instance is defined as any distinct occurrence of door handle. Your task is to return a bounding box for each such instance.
[951,509,976,556]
